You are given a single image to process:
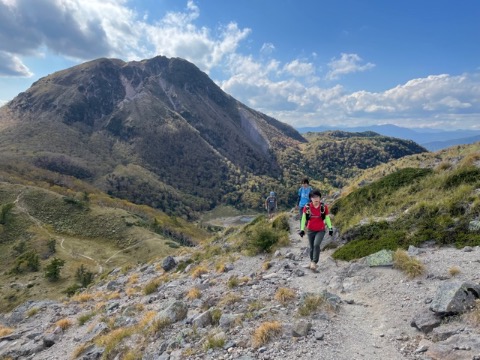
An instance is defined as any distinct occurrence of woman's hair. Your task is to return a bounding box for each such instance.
[302,178,309,184]
[309,189,322,198]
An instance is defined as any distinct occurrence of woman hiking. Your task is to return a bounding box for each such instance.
[299,189,334,271]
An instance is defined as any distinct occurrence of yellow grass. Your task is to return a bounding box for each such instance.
[191,266,208,279]
[274,288,296,305]
[393,249,425,278]
[448,266,461,277]
[71,293,93,303]
[252,321,282,348]
[0,326,14,336]
[186,287,201,300]
[55,318,73,331]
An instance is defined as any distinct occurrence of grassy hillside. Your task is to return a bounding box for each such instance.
[302,131,428,188]
[0,160,209,312]
[330,142,480,261]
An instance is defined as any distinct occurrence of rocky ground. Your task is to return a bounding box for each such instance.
[1,212,480,360]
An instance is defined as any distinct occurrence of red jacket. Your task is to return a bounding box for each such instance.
[303,202,329,231]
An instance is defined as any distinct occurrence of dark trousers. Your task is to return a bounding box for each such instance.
[307,230,326,263]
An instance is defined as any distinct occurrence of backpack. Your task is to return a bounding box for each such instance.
[304,202,325,222]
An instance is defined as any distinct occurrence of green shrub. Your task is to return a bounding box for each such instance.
[272,214,289,231]
[64,284,82,297]
[44,258,65,282]
[249,227,279,254]
[0,203,14,225]
[10,250,40,273]
[76,264,94,287]
[331,168,433,215]
[443,167,480,189]
[332,221,408,261]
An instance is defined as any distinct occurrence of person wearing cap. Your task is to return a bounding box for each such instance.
[298,189,334,271]
[265,191,278,219]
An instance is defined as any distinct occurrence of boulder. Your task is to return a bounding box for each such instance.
[430,282,480,314]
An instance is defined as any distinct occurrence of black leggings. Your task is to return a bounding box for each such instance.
[307,230,326,263]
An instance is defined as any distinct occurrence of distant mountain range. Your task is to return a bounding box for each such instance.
[297,124,480,151]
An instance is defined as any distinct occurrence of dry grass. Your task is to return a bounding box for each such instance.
[144,278,161,295]
[55,318,73,331]
[125,287,139,296]
[252,321,282,348]
[218,292,241,307]
[77,312,95,326]
[191,266,208,279]
[72,343,89,359]
[227,275,239,288]
[215,262,227,273]
[95,327,135,355]
[106,291,121,300]
[393,249,425,278]
[71,293,93,303]
[127,273,139,285]
[448,266,461,277]
[0,326,14,336]
[203,332,226,350]
[149,317,172,334]
[138,311,157,329]
[297,294,331,316]
[26,307,39,317]
[186,287,202,300]
[274,288,296,305]
[262,261,272,271]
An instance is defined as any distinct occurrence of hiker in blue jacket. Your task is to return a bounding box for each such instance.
[296,178,312,223]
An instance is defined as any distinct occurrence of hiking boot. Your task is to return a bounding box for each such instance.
[309,262,316,270]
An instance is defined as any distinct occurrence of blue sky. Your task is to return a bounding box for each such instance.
[1,0,479,130]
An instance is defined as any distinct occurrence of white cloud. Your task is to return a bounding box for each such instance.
[326,53,375,80]
[1,0,479,130]
[260,43,275,55]
[282,60,315,77]
[0,51,32,76]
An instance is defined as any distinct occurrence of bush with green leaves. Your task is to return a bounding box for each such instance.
[44,258,65,282]
[75,264,94,287]
[10,250,40,273]
[0,203,14,225]
[240,215,289,255]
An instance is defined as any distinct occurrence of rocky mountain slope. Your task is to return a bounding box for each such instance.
[1,213,479,360]
[0,56,304,218]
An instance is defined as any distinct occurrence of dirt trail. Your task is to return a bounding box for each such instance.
[285,213,420,359]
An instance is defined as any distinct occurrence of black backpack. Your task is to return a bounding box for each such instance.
[304,203,325,222]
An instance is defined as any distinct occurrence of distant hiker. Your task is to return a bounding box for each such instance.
[296,178,312,223]
[265,191,278,219]
[298,189,333,271]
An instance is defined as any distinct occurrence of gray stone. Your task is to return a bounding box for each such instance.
[43,333,56,347]
[79,344,105,360]
[366,249,394,267]
[410,311,442,333]
[192,310,212,328]
[158,301,188,323]
[219,313,240,330]
[106,280,119,291]
[426,333,480,360]
[295,269,305,277]
[292,320,311,337]
[162,256,177,272]
[430,282,480,314]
